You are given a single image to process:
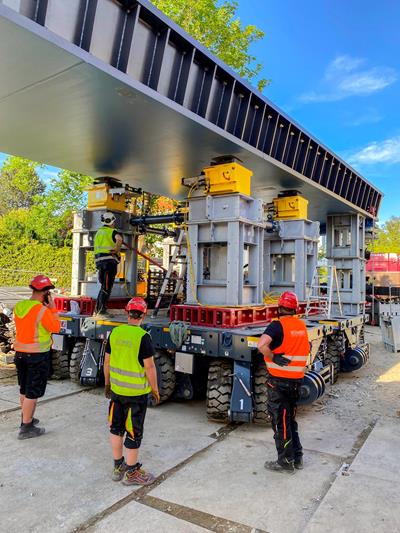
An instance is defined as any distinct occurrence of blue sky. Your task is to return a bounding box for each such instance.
[1,0,399,221]
[236,0,400,221]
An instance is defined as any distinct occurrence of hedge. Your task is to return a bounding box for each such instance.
[0,242,73,288]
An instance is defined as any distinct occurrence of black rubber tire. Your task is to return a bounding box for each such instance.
[325,337,341,383]
[69,341,85,383]
[148,351,176,406]
[206,359,233,422]
[253,360,271,425]
[51,350,70,380]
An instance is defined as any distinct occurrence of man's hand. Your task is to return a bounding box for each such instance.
[105,383,111,399]
[44,293,56,310]
[272,353,291,367]
[151,389,160,405]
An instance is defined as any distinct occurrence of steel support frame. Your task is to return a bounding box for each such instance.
[264,219,319,301]
[326,214,366,316]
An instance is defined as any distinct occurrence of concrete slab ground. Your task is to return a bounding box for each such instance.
[304,474,400,533]
[2,327,400,532]
[304,420,400,533]
[0,379,85,414]
[234,407,366,459]
[0,392,215,533]
[150,430,342,533]
[350,419,400,483]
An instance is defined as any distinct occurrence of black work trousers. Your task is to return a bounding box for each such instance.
[95,259,118,314]
[267,376,302,464]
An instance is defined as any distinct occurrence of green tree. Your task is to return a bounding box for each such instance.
[0,168,92,246]
[0,156,45,214]
[29,170,92,246]
[373,217,400,253]
[151,0,269,90]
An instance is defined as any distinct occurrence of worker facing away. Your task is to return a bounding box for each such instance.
[13,275,61,440]
[93,211,123,316]
[257,291,309,474]
[104,297,160,486]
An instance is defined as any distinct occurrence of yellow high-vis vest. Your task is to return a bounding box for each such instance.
[109,324,151,396]
[94,226,115,257]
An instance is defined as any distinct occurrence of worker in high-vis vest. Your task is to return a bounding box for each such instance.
[257,291,310,474]
[93,211,123,316]
[104,297,160,486]
[13,275,61,440]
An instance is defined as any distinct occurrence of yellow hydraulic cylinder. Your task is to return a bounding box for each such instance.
[273,194,308,220]
[203,161,252,196]
[87,183,127,211]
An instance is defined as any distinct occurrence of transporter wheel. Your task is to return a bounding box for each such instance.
[206,359,232,422]
[325,337,341,383]
[69,341,85,383]
[51,350,70,380]
[148,351,176,407]
[253,360,271,425]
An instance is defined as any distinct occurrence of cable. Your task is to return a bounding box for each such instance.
[169,320,191,348]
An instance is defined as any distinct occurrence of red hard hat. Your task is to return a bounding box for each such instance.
[29,275,55,291]
[126,297,147,314]
[278,291,298,310]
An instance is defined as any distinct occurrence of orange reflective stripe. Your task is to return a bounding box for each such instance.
[13,340,45,352]
[33,307,46,344]
[283,408,287,440]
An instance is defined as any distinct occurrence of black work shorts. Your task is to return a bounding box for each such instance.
[14,351,50,400]
[108,393,148,449]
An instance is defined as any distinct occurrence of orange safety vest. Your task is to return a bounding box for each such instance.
[264,316,310,379]
[13,300,60,353]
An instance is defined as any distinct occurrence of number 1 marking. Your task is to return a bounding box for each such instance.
[239,398,244,410]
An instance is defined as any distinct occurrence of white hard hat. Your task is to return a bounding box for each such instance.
[101,212,116,226]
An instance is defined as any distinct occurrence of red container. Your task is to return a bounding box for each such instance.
[367,253,400,273]
[54,296,95,316]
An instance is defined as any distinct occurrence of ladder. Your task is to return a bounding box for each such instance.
[306,265,343,318]
[151,229,187,318]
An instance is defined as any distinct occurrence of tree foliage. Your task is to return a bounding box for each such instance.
[0,157,92,247]
[0,156,45,214]
[151,0,268,90]
[373,217,400,253]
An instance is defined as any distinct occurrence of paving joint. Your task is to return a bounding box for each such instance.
[0,388,86,415]
[136,494,269,533]
[303,419,377,528]
[73,422,240,532]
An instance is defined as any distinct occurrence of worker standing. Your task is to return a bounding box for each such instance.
[13,275,61,440]
[257,292,309,474]
[104,297,160,485]
[94,212,123,316]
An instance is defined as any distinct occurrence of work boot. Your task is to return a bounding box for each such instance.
[20,416,39,427]
[294,457,304,470]
[264,459,295,474]
[18,423,45,440]
[122,464,155,486]
[112,461,127,482]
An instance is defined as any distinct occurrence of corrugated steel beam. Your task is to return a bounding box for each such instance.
[0,0,382,217]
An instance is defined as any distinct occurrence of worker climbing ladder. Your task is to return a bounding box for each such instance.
[306,265,343,318]
[151,229,187,318]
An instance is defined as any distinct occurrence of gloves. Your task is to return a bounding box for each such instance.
[151,390,160,405]
[272,353,291,367]
[105,383,111,399]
